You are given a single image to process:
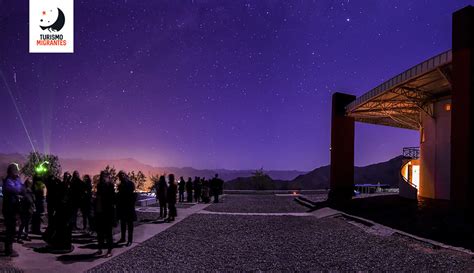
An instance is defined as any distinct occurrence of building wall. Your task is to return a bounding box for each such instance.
[419,98,452,199]
[399,158,419,200]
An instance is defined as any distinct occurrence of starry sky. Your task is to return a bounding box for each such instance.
[0,0,471,171]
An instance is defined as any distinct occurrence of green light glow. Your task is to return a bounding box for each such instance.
[35,161,50,174]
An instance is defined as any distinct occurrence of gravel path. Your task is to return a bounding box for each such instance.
[89,213,474,272]
[0,259,22,273]
[204,195,308,213]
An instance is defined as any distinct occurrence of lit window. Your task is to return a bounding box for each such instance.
[444,103,451,111]
[420,127,425,143]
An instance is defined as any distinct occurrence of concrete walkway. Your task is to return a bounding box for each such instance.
[11,202,212,273]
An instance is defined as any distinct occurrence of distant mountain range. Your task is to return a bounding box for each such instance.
[0,153,306,182]
[0,153,403,190]
[225,156,404,190]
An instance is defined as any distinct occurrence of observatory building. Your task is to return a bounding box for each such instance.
[329,6,473,207]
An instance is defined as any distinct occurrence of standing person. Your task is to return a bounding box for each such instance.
[46,172,74,252]
[43,174,60,245]
[70,171,84,230]
[44,174,59,231]
[81,175,93,231]
[193,177,202,203]
[201,178,210,204]
[31,174,46,234]
[178,176,185,202]
[2,163,23,257]
[185,177,193,203]
[166,174,177,222]
[18,179,35,243]
[116,171,137,247]
[157,175,168,219]
[211,174,224,203]
[94,171,116,258]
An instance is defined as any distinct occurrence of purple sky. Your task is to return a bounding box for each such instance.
[0,1,470,170]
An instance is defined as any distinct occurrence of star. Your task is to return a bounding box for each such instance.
[0,0,458,170]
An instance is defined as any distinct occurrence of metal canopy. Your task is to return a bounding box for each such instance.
[346,50,452,130]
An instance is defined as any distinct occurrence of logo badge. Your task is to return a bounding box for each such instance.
[29,0,74,53]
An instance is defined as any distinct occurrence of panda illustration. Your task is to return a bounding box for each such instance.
[39,8,65,32]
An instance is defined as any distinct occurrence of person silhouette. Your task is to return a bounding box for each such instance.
[81,175,93,231]
[46,172,73,252]
[18,179,35,243]
[157,175,168,219]
[44,173,58,229]
[193,176,202,203]
[201,178,210,203]
[2,163,23,257]
[211,174,224,203]
[178,176,185,202]
[43,174,61,245]
[31,174,46,234]
[94,171,116,258]
[70,170,83,230]
[166,174,177,222]
[185,177,193,202]
[116,171,137,247]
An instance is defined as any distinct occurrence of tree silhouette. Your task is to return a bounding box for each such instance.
[103,165,118,183]
[128,170,147,191]
[92,165,118,191]
[251,168,274,190]
[149,174,161,192]
[21,152,62,179]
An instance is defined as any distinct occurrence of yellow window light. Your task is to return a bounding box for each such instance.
[444,103,451,111]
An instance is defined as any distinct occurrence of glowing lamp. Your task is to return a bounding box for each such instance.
[444,103,451,111]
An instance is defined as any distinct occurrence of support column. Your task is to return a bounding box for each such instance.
[329,92,356,203]
[450,6,474,207]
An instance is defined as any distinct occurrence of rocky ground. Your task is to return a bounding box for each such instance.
[89,195,474,272]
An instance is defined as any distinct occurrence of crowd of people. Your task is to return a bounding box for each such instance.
[153,174,224,220]
[1,164,137,258]
[1,163,225,258]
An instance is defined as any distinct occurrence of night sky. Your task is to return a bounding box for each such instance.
[0,1,471,170]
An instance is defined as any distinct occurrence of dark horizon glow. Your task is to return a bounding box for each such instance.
[0,1,470,171]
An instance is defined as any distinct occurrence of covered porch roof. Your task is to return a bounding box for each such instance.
[345,50,453,130]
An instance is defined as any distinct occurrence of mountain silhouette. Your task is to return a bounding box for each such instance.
[225,156,404,190]
[0,153,306,182]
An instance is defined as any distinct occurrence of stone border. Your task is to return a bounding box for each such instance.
[198,210,312,217]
